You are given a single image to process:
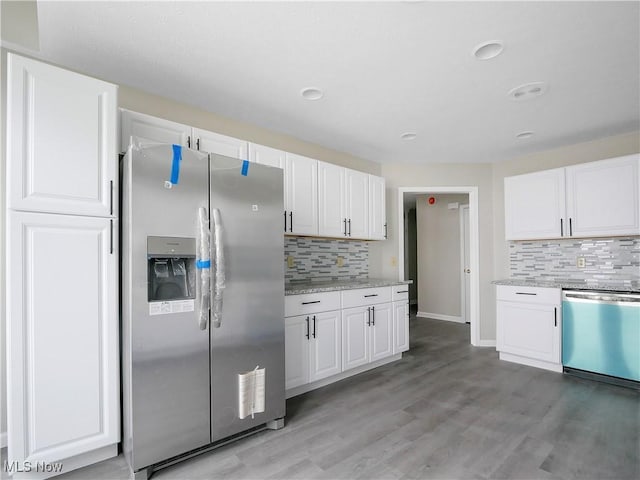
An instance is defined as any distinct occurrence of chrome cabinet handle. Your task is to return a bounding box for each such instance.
[560,218,564,236]
[305,316,310,339]
[312,315,317,338]
[371,306,375,326]
[569,218,573,236]
[367,307,371,326]
[554,307,557,327]
[348,219,351,236]
[384,223,388,239]
[343,218,347,236]
[284,211,287,232]
[289,211,293,232]
[109,180,114,215]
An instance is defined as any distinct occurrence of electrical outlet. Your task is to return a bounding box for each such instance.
[287,256,295,268]
[336,256,344,267]
[577,257,586,268]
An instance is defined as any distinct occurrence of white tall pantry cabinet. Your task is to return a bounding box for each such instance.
[5,54,119,478]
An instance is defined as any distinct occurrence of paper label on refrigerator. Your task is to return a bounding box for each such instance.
[238,367,266,420]
[149,299,195,316]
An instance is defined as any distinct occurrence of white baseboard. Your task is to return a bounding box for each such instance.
[1,430,6,448]
[416,311,464,323]
[476,339,496,347]
[499,352,563,373]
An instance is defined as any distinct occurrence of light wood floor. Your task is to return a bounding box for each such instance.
[5,316,639,479]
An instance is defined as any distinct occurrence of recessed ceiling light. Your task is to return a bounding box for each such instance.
[300,87,323,100]
[516,131,534,139]
[508,82,548,101]
[400,132,417,140]
[472,41,504,60]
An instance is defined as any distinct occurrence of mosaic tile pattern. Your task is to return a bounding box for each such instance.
[509,237,640,287]
[284,237,369,282]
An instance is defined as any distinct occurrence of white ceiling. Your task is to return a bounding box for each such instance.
[6,1,640,165]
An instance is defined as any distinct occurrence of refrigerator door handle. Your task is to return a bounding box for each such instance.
[211,208,226,328]
[197,207,211,330]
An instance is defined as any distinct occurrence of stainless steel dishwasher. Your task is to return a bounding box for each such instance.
[562,290,639,387]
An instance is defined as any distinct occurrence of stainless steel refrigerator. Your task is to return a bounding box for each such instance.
[121,141,285,479]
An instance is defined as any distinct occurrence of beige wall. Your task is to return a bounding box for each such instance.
[492,131,640,280]
[416,194,469,318]
[369,163,496,342]
[1,49,7,442]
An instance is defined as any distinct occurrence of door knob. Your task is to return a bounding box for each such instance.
[465,268,471,273]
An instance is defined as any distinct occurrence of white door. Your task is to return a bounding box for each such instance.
[318,161,347,238]
[284,316,310,390]
[497,302,560,363]
[342,307,369,370]
[193,128,248,159]
[393,301,410,354]
[7,53,117,217]
[566,154,640,237]
[369,175,386,240]
[345,169,369,238]
[460,205,470,324]
[504,168,566,240]
[248,143,286,169]
[120,109,190,152]
[309,311,342,382]
[369,303,393,362]
[7,212,119,469]
[285,153,318,236]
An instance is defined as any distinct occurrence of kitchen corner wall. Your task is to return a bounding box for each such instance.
[510,237,639,286]
[285,237,369,283]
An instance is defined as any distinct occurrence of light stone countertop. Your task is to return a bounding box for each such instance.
[492,278,639,293]
[285,278,412,296]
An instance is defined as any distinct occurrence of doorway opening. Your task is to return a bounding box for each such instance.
[398,187,480,346]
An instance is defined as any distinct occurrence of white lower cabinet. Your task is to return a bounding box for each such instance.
[285,285,409,396]
[496,285,562,372]
[7,211,119,478]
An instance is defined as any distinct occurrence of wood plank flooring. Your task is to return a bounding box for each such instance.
[4,316,639,479]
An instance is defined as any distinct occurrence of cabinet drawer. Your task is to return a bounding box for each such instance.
[285,291,341,317]
[342,287,392,308]
[391,286,409,302]
[496,285,560,305]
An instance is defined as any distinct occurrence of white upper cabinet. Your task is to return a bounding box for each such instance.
[193,128,248,159]
[318,161,347,238]
[566,155,640,237]
[368,175,386,240]
[504,168,565,240]
[345,169,369,239]
[249,143,286,169]
[8,53,117,217]
[285,153,318,236]
[120,109,190,152]
[504,154,640,240]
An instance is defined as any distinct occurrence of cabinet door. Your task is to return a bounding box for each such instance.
[7,53,117,217]
[7,212,119,468]
[285,153,318,235]
[369,175,386,240]
[393,301,410,354]
[285,316,310,390]
[504,168,565,240]
[318,161,347,238]
[193,128,248,159]
[566,155,640,237]
[497,301,560,364]
[370,303,394,362]
[345,169,369,239]
[249,143,286,169]
[309,311,342,382]
[342,307,369,370]
[120,109,190,153]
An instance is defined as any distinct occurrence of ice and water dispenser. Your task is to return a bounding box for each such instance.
[147,236,196,302]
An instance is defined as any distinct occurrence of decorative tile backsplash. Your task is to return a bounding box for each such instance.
[285,237,369,283]
[509,237,639,286]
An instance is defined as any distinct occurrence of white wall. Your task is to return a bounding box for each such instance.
[492,131,640,280]
[416,194,469,318]
[369,163,496,342]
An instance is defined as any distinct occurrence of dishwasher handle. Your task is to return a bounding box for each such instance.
[563,290,640,305]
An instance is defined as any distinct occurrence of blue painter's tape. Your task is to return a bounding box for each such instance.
[170,144,182,184]
[241,159,249,176]
[196,259,211,269]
